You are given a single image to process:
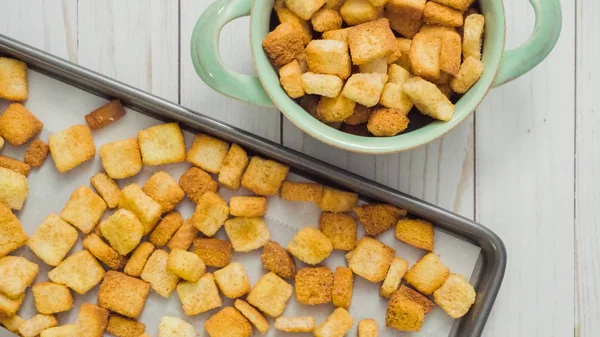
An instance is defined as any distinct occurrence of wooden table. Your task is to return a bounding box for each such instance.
[0,0,588,336]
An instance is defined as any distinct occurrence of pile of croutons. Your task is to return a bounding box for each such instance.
[263,0,485,137]
[0,56,476,337]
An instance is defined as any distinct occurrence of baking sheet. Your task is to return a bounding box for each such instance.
[1,70,481,336]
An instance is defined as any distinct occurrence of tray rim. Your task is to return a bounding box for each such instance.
[0,34,506,337]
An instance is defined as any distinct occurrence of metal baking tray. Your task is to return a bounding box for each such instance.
[0,34,506,337]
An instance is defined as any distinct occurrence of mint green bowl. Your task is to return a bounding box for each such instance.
[191,0,561,154]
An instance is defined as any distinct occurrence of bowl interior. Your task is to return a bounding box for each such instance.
[250,0,505,154]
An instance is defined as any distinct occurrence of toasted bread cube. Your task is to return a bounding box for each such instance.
[214,262,251,298]
[440,30,462,75]
[344,104,371,125]
[99,138,142,179]
[419,23,456,36]
[317,94,357,122]
[0,292,23,320]
[0,103,42,146]
[280,181,323,203]
[19,314,58,337]
[306,40,351,80]
[218,143,249,190]
[367,108,410,136]
[0,155,30,176]
[341,73,388,107]
[279,60,305,99]
[124,242,154,277]
[150,211,183,247]
[424,2,463,27]
[340,0,382,26]
[354,203,406,236]
[319,212,357,251]
[394,284,434,313]
[83,233,126,270]
[168,249,206,282]
[263,23,307,67]
[0,256,38,298]
[318,187,358,212]
[322,28,350,43]
[261,240,296,279]
[179,167,218,203]
[24,139,49,168]
[301,72,344,98]
[431,0,474,11]
[358,319,378,337]
[0,58,28,101]
[284,0,325,20]
[49,124,95,173]
[187,134,230,174]
[394,38,412,71]
[48,251,105,294]
[99,209,143,255]
[230,196,267,217]
[395,218,434,250]
[138,123,186,165]
[60,186,107,234]
[463,14,484,60]
[234,300,269,333]
[119,183,162,235]
[143,172,185,213]
[386,10,423,38]
[325,0,345,10]
[433,274,476,318]
[225,217,270,252]
[247,272,293,317]
[359,58,388,74]
[1,314,24,333]
[98,271,150,318]
[28,214,78,266]
[385,296,424,331]
[32,282,73,314]
[349,237,395,282]
[193,237,232,268]
[287,227,333,265]
[348,19,396,65]
[295,267,333,305]
[312,8,343,32]
[0,136,3,151]
[380,257,409,298]
[242,157,289,195]
[379,83,414,114]
[388,62,412,84]
[106,315,145,337]
[275,316,315,332]
[205,307,252,337]
[314,308,353,337]
[90,173,120,208]
[387,40,402,64]
[84,99,126,131]
[0,166,28,210]
[403,76,455,121]
[141,250,180,298]
[410,33,442,80]
[167,220,199,250]
[275,6,312,45]
[332,267,354,309]
[405,252,449,294]
[75,303,109,337]
[190,192,229,237]
[176,273,222,316]
[450,56,483,93]
[158,316,196,337]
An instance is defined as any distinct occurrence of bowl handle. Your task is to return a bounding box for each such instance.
[492,0,562,87]
[190,0,275,108]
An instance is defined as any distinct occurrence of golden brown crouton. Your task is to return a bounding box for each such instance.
[99,209,143,255]
[424,2,463,27]
[380,257,409,298]
[284,0,326,20]
[0,103,42,146]
[60,186,106,234]
[225,217,270,252]
[358,319,378,337]
[340,0,383,26]
[348,19,397,65]
[167,219,199,251]
[367,108,410,137]
[275,5,312,45]
[0,58,28,101]
[229,196,267,217]
[98,271,150,318]
[158,316,196,337]
[193,237,232,268]
[325,0,345,10]
[403,76,455,121]
[322,28,350,43]
[179,166,219,203]
[433,274,476,318]
[84,99,126,131]
[242,156,289,196]
[176,273,222,316]
[306,40,351,80]
[76,303,109,337]
[332,267,354,309]
[19,314,58,337]
[317,94,357,122]
[319,212,357,251]
[0,168,28,211]
[218,143,249,190]
[141,250,180,298]
[0,155,30,176]
[28,214,78,266]
[341,73,388,107]
[359,57,388,74]
[385,296,424,331]
[395,218,434,250]
[280,60,305,99]
[405,252,450,294]
[32,282,73,314]
[124,241,154,277]
[287,227,333,264]
[394,39,412,72]
[312,8,343,32]
[90,173,120,208]
[314,308,354,337]
[301,72,344,98]
[0,136,3,151]
[187,134,230,174]
[214,262,251,298]
[410,33,442,81]
[463,14,484,60]
[0,292,23,320]
[263,23,307,67]
[431,0,474,11]
[354,203,407,236]
[143,171,185,213]
[394,284,435,313]
[106,315,145,337]
[118,183,162,235]
[349,237,395,282]
[318,187,358,212]
[48,251,105,295]
[190,191,229,237]
[83,233,126,270]
[24,139,49,168]
[0,256,38,298]
[295,266,333,305]
[247,272,293,317]
[275,316,316,332]
[261,240,296,279]
[205,307,252,337]
[440,30,462,75]
[138,123,186,165]
[168,248,206,282]
[0,314,24,333]
[379,82,414,114]
[234,300,270,334]
[48,124,95,173]
[150,211,183,247]
[385,9,423,39]
[419,23,456,36]
[99,138,142,179]
[344,104,372,125]
[450,56,484,93]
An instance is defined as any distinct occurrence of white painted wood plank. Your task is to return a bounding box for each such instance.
[179,0,281,143]
[476,1,575,336]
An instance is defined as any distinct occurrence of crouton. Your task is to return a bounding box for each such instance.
[23,139,49,168]
[0,166,28,210]
[312,8,343,32]
[263,23,307,67]
[463,14,484,60]
[99,209,143,255]
[387,40,402,64]
[142,172,185,213]
[168,249,206,282]
[410,33,442,81]
[48,250,104,295]
[438,82,454,98]
[106,315,145,337]
[433,274,476,318]
[242,156,289,195]
[319,212,357,251]
[60,186,107,234]
[0,58,28,101]
[318,187,358,212]
[275,5,312,43]
[98,271,150,318]
[341,73,388,107]
[280,182,322,203]
[0,103,42,146]
[322,28,350,43]
[424,2,463,27]
[380,257,409,298]
[75,303,109,337]
[354,203,406,236]
[99,138,142,179]
[28,214,78,266]
[394,284,434,313]
[347,19,396,65]
[284,0,326,20]
[388,61,413,84]
[301,72,344,98]
[141,250,180,298]
[167,220,199,250]
[403,76,455,121]
[393,39,412,72]
[40,325,77,337]
[190,191,229,237]
[124,242,154,277]
[440,30,462,75]
[275,316,315,332]
[386,296,424,331]
[224,217,270,252]
[340,0,382,26]
[84,99,126,130]
[344,104,371,125]
[450,56,483,93]
[218,143,249,190]
[331,267,354,309]
[19,314,58,337]
[295,267,333,305]
[419,23,456,36]
[90,173,120,208]
[314,308,354,337]
[176,273,222,315]
[358,319,378,337]
[187,134,230,174]
[247,272,293,317]
[405,252,449,294]
[205,307,252,337]
[361,59,389,76]
[150,211,183,247]
[0,256,38,298]
[32,282,73,314]
[0,155,30,176]
[1,314,24,333]
[287,227,333,264]
[118,183,162,234]
[138,123,186,165]
[0,292,23,320]
[193,237,232,268]
[306,40,351,80]
[279,60,305,98]
[261,240,296,279]
[48,124,95,173]
[234,300,269,333]
[179,167,219,203]
[348,237,395,282]
[395,218,434,250]
[214,262,251,298]
[385,10,422,38]
[0,136,3,150]
[431,0,474,11]
[158,316,196,337]
[367,108,410,136]
[83,233,126,270]
[317,94,357,122]
[325,0,345,10]
[229,196,267,217]
[379,82,414,114]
